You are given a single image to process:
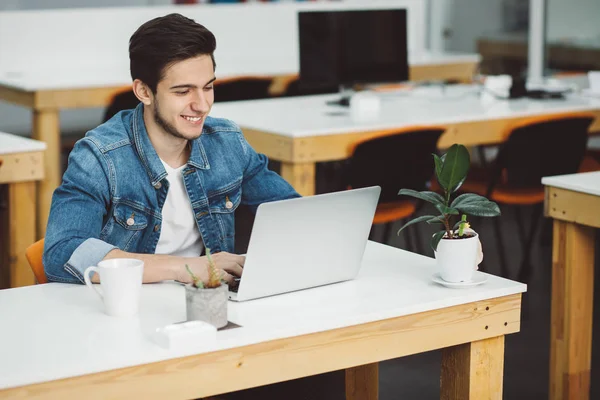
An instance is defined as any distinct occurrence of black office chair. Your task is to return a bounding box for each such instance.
[103,89,139,122]
[460,113,595,282]
[343,127,446,252]
[213,76,273,103]
[102,76,275,124]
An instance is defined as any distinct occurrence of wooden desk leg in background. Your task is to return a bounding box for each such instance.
[8,182,36,287]
[32,109,60,238]
[346,363,378,400]
[441,336,505,400]
[550,220,595,400]
[280,162,316,196]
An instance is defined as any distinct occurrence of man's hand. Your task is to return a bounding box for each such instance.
[177,252,245,285]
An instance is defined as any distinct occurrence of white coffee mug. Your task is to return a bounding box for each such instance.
[84,258,144,317]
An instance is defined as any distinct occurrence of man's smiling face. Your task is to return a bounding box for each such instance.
[150,54,215,140]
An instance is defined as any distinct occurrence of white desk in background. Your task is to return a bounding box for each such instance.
[0,132,45,288]
[0,241,526,399]
[543,171,600,400]
[0,51,478,240]
[211,85,600,196]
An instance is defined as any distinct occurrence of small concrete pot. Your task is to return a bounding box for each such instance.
[185,283,228,329]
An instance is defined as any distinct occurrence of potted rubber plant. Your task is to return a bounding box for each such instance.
[397,144,501,283]
[185,248,228,329]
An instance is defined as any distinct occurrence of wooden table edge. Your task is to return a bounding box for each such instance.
[0,293,522,399]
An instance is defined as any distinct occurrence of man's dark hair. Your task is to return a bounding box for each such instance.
[129,13,216,93]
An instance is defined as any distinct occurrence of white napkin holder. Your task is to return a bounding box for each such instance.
[153,320,217,349]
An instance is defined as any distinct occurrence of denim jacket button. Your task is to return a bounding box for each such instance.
[126,218,135,226]
[153,182,162,190]
[154,224,160,232]
[225,201,233,209]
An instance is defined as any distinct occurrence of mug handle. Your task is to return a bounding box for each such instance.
[84,266,103,300]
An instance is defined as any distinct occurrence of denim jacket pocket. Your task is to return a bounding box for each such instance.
[208,180,242,240]
[103,202,149,251]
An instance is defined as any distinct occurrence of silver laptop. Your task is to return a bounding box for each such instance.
[229,186,381,301]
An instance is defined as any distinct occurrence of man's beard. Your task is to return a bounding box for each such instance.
[153,99,201,140]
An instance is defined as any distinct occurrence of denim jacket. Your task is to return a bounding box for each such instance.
[43,103,299,284]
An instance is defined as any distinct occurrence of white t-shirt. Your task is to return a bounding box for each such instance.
[154,160,204,257]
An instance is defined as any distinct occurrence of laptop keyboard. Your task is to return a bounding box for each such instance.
[230,277,241,293]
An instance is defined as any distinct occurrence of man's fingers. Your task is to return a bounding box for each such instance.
[215,252,245,267]
[232,254,245,267]
[219,270,234,285]
[223,262,244,277]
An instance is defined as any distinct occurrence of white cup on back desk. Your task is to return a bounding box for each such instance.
[84,258,144,317]
[588,71,600,94]
[349,91,381,122]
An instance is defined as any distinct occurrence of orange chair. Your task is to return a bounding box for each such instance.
[580,153,600,172]
[25,239,47,284]
[460,112,596,282]
[344,126,446,251]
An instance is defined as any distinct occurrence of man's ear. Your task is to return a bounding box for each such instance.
[132,79,153,106]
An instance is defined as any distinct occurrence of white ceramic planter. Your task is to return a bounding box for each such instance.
[185,284,228,329]
[434,233,479,283]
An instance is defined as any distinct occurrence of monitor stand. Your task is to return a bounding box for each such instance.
[326,85,354,107]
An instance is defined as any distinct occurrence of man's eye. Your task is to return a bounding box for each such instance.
[204,86,214,91]
[175,90,189,95]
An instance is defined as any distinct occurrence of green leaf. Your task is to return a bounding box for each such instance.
[397,189,445,206]
[185,264,203,289]
[435,204,459,215]
[397,215,438,235]
[433,153,444,180]
[438,144,470,193]
[450,193,501,217]
[450,193,490,209]
[431,230,446,252]
[426,216,445,224]
[458,201,501,217]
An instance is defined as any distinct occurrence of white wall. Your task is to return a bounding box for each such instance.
[428,0,504,53]
[546,0,600,42]
[0,0,169,138]
[430,0,600,52]
[0,0,425,136]
[0,0,170,11]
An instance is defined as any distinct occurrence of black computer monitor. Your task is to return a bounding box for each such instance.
[298,8,408,100]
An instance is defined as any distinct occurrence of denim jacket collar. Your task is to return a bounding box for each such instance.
[131,103,210,186]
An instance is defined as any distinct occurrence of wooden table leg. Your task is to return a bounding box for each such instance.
[280,161,316,196]
[32,109,60,239]
[550,220,595,400]
[441,336,505,400]
[346,363,378,400]
[8,181,36,287]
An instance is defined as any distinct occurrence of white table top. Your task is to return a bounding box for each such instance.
[210,85,600,138]
[542,171,600,197]
[0,241,526,389]
[0,131,46,155]
[0,51,480,92]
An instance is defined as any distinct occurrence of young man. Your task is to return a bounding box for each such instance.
[43,13,299,286]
